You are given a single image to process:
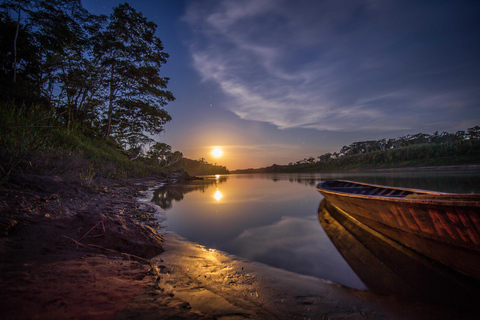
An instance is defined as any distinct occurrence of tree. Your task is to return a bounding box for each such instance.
[0,0,45,106]
[30,0,106,124]
[318,152,332,162]
[467,126,480,140]
[1,1,178,160]
[146,142,183,167]
[164,150,183,167]
[0,0,107,113]
[96,3,174,143]
[146,142,171,162]
[0,0,33,82]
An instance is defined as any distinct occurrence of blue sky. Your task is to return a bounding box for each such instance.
[83,0,480,169]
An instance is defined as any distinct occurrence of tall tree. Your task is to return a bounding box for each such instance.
[0,0,47,106]
[30,0,105,124]
[96,3,174,143]
[0,0,32,82]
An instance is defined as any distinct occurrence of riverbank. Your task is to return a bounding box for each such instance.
[350,164,480,172]
[0,172,477,319]
[233,159,480,174]
[0,171,206,319]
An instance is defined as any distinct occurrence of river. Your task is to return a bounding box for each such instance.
[151,168,480,291]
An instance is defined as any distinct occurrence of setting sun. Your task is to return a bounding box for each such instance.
[211,147,223,158]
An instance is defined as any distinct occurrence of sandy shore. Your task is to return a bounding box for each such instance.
[0,172,477,319]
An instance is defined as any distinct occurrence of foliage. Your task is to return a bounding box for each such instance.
[146,142,183,168]
[236,126,480,173]
[0,2,45,107]
[0,0,174,153]
[97,3,174,141]
[180,158,229,175]
[0,102,168,184]
[0,2,232,180]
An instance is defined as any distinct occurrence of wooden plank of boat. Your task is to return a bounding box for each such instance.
[316,180,480,281]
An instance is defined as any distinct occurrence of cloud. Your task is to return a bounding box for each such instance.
[184,0,480,132]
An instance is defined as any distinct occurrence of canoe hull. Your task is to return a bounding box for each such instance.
[317,180,480,280]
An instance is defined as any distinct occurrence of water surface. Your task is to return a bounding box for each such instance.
[152,169,480,290]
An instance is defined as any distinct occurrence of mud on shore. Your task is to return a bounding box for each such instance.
[0,172,211,319]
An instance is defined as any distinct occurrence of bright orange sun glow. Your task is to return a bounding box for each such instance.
[211,147,223,158]
[214,189,223,201]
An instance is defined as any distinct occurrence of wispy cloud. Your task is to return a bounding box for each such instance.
[184,0,480,132]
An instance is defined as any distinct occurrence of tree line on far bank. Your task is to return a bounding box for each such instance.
[143,142,228,175]
[234,126,480,173]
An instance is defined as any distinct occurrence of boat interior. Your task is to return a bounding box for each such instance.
[319,180,417,198]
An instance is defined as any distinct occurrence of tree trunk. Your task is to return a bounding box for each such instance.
[106,63,115,138]
[13,7,21,82]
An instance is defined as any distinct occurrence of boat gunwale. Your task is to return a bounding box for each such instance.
[316,179,480,206]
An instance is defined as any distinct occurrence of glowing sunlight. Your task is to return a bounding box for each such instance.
[214,189,223,201]
[211,147,223,158]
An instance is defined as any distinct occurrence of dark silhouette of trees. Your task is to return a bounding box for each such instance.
[96,3,174,141]
[333,127,480,159]
[0,0,44,106]
[1,0,174,155]
[29,0,106,126]
[146,142,183,168]
[180,158,228,175]
[280,126,480,172]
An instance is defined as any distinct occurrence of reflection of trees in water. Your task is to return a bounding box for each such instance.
[335,173,480,194]
[261,171,480,193]
[287,178,320,187]
[151,177,228,209]
[235,174,321,186]
[258,174,323,187]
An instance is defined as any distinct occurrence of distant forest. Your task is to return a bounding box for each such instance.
[234,126,480,173]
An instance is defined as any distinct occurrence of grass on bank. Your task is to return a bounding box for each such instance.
[0,103,167,185]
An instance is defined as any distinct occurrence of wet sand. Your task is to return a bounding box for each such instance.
[1,173,477,319]
[154,233,386,319]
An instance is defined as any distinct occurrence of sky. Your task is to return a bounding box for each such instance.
[82,0,480,170]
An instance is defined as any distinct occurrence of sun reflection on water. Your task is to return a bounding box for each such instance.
[214,189,223,201]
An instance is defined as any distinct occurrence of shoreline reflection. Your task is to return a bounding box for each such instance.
[225,168,480,193]
[152,176,227,209]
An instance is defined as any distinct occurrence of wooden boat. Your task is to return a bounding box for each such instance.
[316,180,480,281]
